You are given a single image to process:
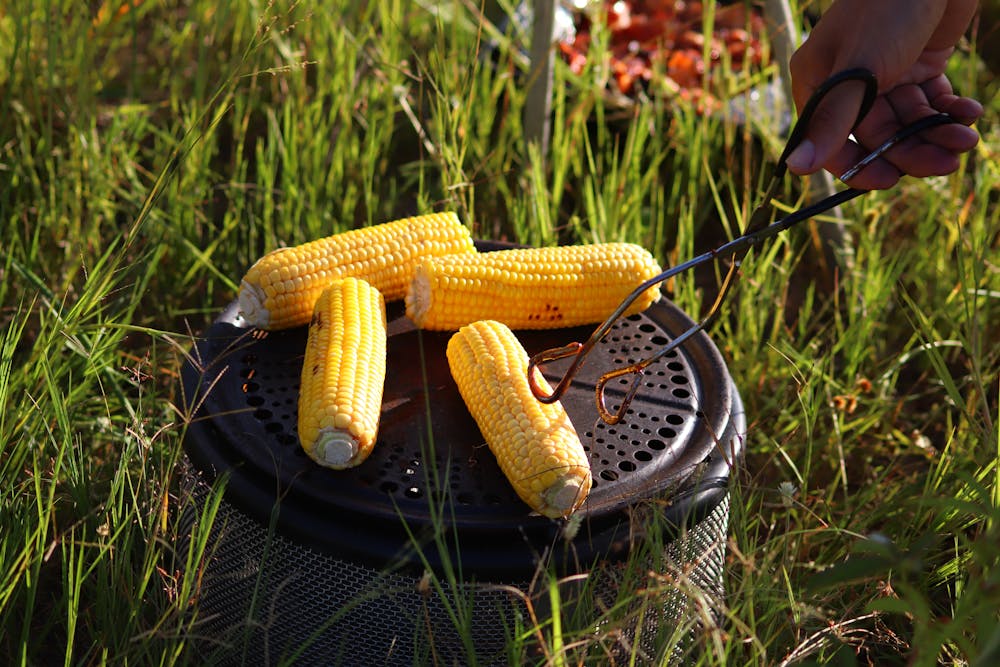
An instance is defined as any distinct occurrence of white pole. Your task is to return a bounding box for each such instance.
[525,0,558,156]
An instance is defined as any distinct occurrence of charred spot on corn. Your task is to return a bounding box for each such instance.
[526,304,562,323]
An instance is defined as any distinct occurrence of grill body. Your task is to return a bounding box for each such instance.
[178,470,733,666]
[178,245,744,665]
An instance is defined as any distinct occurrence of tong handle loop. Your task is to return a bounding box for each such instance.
[745,68,877,235]
[778,68,879,174]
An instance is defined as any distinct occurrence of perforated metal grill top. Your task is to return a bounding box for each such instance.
[181,243,743,578]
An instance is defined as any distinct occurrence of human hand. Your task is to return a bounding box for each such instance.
[786,0,983,190]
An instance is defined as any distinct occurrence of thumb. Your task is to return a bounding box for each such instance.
[785,79,868,175]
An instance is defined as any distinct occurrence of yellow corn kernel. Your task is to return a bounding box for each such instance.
[298,277,387,470]
[446,320,592,518]
[406,243,662,330]
[239,212,474,330]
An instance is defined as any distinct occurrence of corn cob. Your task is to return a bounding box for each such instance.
[406,242,663,331]
[239,212,475,330]
[446,320,592,518]
[297,277,387,470]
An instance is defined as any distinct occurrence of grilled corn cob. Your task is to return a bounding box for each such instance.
[298,277,387,470]
[239,212,474,330]
[446,320,592,518]
[406,243,662,330]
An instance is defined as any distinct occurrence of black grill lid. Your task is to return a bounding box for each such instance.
[181,243,744,578]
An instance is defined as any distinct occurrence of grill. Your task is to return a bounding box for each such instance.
[176,242,744,665]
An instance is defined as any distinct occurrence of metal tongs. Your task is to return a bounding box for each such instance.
[528,68,961,424]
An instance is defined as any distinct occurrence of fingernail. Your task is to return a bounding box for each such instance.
[785,139,815,173]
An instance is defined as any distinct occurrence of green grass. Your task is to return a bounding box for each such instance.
[1,0,998,664]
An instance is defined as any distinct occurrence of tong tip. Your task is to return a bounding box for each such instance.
[595,364,646,425]
[527,342,584,403]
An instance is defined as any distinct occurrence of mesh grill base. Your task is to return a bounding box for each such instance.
[593,494,730,664]
[176,463,729,666]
